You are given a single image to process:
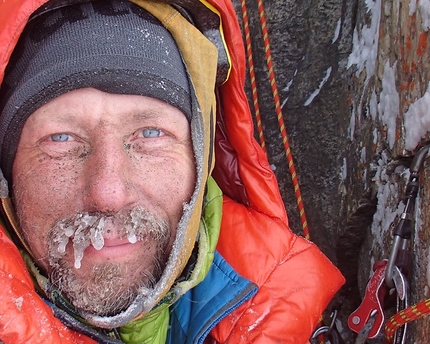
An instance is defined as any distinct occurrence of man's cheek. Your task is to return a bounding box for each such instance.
[24,159,81,197]
[14,162,82,254]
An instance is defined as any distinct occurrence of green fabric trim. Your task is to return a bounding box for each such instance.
[119,177,222,344]
[178,176,223,291]
[119,304,170,344]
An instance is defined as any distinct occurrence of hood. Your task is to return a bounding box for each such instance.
[0,0,288,329]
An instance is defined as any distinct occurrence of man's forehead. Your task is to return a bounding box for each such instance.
[26,89,188,126]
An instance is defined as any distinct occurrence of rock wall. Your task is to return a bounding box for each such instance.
[232,0,430,342]
[231,0,356,261]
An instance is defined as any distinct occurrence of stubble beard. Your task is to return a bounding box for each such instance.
[43,207,171,316]
[49,244,166,316]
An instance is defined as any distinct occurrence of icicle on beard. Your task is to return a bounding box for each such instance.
[47,207,170,316]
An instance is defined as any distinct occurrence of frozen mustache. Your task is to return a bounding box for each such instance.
[48,207,169,269]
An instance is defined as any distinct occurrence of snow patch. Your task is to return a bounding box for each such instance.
[404,82,430,150]
[410,0,430,31]
[360,146,367,163]
[304,67,332,106]
[410,0,417,15]
[349,104,356,140]
[347,0,382,80]
[377,61,399,149]
[369,90,378,120]
[283,79,294,92]
[14,296,24,310]
[340,157,347,181]
[332,18,342,43]
[370,152,403,246]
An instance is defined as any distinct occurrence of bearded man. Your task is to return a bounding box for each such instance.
[0,0,344,343]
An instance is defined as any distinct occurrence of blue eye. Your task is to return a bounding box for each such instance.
[142,128,162,138]
[51,133,70,142]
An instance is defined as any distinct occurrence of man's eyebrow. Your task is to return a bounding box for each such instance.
[36,112,76,123]
[131,110,163,122]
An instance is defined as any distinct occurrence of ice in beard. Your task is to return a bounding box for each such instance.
[50,213,106,269]
[49,207,169,270]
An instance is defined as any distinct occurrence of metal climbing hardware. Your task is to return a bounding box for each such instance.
[391,266,409,344]
[384,146,429,289]
[348,144,430,343]
[310,309,341,344]
[348,260,388,339]
[383,144,430,343]
[347,264,409,343]
[353,310,378,344]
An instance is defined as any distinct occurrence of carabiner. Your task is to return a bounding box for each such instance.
[392,266,409,344]
[310,310,340,344]
[385,144,430,288]
[310,325,341,344]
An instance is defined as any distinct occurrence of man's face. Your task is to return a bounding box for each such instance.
[12,88,196,315]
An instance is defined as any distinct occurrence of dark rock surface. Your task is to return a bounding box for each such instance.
[231,0,358,262]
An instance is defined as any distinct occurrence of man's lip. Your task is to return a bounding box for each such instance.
[102,238,134,247]
[84,237,142,260]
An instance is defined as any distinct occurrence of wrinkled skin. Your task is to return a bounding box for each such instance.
[12,88,196,315]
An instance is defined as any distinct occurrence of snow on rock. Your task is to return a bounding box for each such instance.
[370,151,403,247]
[404,82,430,150]
[348,0,381,79]
[369,90,378,121]
[304,67,332,106]
[347,0,382,140]
[332,18,341,43]
[410,0,430,31]
[378,61,399,149]
[340,157,347,181]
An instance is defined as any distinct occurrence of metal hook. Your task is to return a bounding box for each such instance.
[385,144,430,288]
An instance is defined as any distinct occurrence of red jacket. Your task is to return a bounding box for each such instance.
[0,0,344,343]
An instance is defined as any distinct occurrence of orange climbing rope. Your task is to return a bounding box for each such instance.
[240,0,267,153]
[385,298,430,343]
[254,0,310,239]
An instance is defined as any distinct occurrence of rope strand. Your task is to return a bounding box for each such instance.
[240,0,267,153]
[385,298,430,343]
[255,0,310,239]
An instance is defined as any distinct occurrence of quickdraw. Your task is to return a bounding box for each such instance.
[347,144,430,343]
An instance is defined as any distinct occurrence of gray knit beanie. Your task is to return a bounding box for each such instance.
[0,0,192,184]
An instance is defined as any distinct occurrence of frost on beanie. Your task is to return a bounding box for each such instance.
[0,0,192,184]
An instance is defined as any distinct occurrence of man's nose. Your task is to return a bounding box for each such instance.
[83,141,135,213]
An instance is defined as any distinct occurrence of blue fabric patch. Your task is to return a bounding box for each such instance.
[168,251,258,344]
